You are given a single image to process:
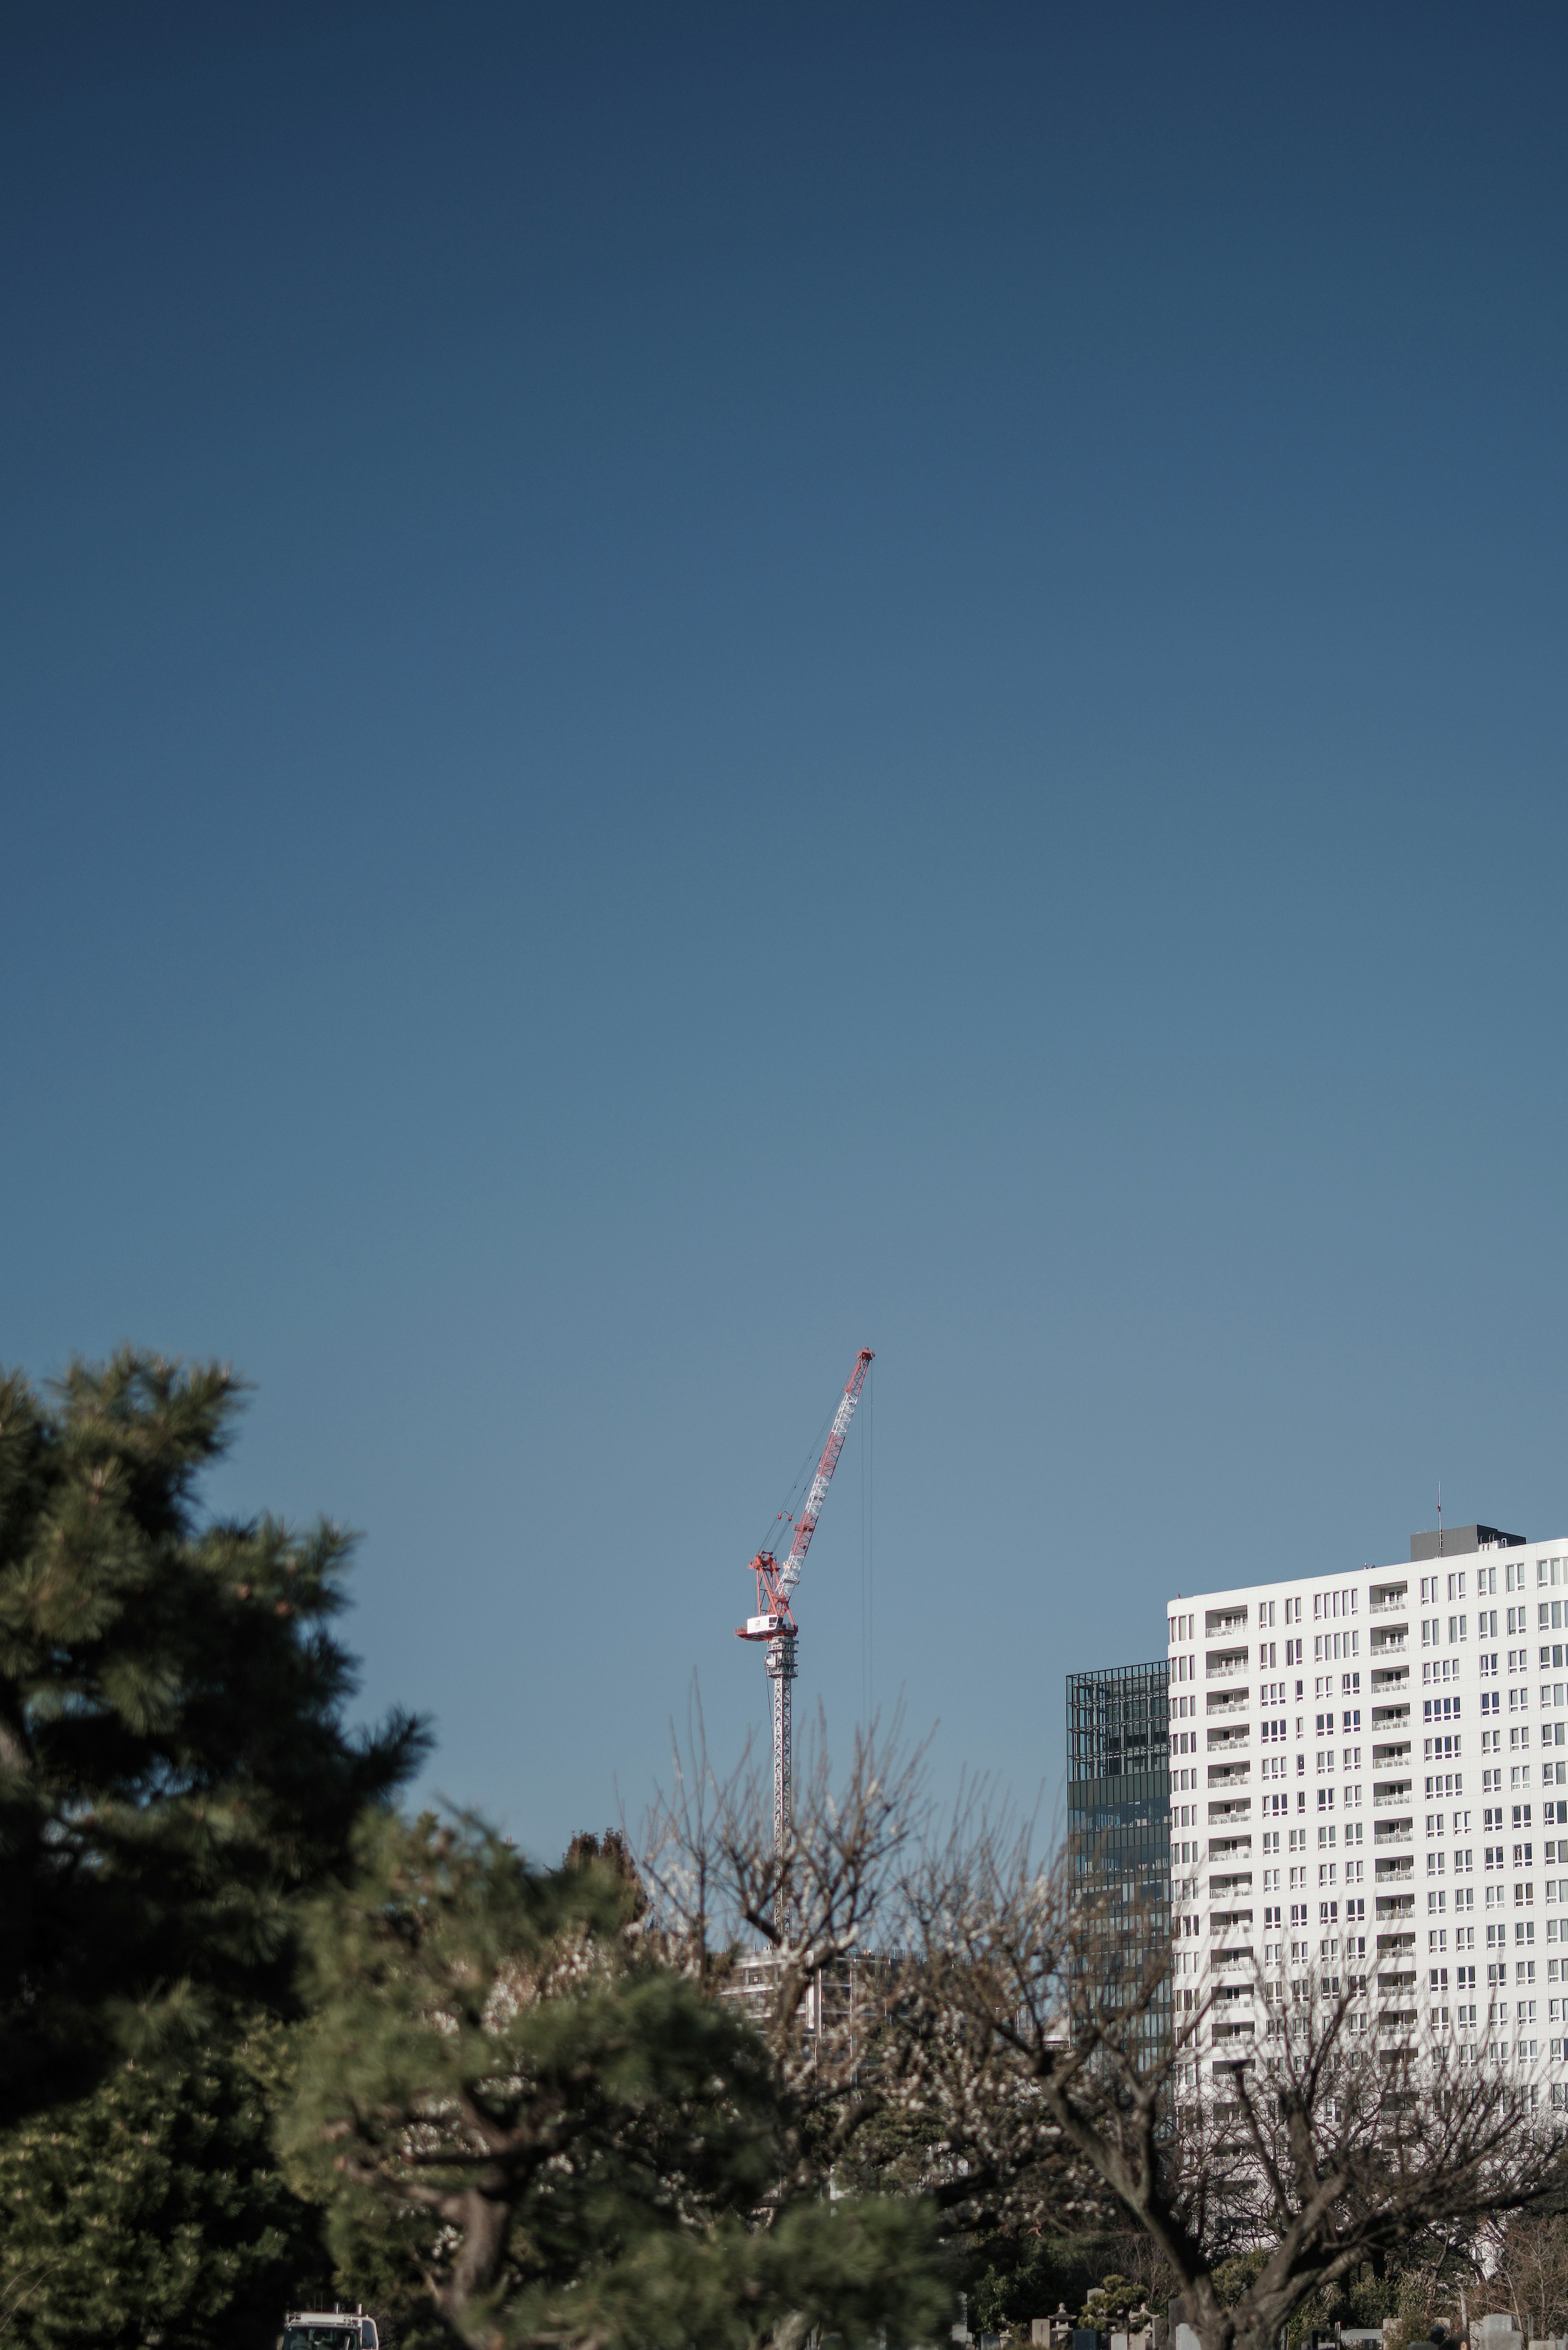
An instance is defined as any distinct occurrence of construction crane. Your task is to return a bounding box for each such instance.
[737,1349,874,1898]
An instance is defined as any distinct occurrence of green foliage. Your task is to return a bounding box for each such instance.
[0,2024,319,2350]
[1211,2252,1270,2310]
[965,2231,1141,2337]
[283,1810,951,2350]
[0,1349,428,2118]
[1081,2276,1149,2328]
[1286,2258,1439,2350]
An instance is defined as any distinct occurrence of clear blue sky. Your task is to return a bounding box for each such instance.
[4,3,1566,1859]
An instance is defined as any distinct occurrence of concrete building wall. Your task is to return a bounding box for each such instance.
[1166,1536,1568,2088]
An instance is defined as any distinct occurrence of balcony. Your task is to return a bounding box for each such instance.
[1374,1788,1413,1807]
[1375,1893,1415,1917]
[1207,1692,1248,1717]
[1207,1727,1250,1750]
[1374,1855,1414,1879]
[1370,1591,1410,1615]
[1207,1654,1248,1681]
[1370,1632,1408,1655]
[1207,1611,1249,1637]
[1208,1764,1250,1787]
[1373,1826,1413,1847]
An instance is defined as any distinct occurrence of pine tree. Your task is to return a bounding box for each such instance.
[0,1348,428,2117]
[283,1810,949,2350]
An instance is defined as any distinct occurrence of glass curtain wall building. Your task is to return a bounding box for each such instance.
[1067,1661,1172,2053]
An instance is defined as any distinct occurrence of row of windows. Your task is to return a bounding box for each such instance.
[1423,1614,1492,1643]
[1172,1561,1568,1656]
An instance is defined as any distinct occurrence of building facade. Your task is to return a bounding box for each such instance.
[1067,1660,1172,2051]
[1165,1521,1568,2089]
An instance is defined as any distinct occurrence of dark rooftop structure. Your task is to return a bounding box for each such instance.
[1410,1523,1524,1562]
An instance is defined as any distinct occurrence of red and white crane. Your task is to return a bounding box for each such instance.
[737,1349,874,1876]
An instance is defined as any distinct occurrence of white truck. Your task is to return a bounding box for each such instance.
[279,2310,379,2350]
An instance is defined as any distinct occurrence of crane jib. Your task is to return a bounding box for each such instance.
[776,1350,872,1598]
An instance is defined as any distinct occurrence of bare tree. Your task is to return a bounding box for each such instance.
[637,1702,938,2201]
[639,1722,1140,2249]
[1488,2212,1568,2341]
[899,1806,1568,2350]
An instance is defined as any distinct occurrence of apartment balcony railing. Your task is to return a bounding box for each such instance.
[1208,1693,1248,1716]
[1369,1596,1410,1616]
[1373,1828,1413,1846]
[1371,1634,1408,1654]
[1207,1659,1248,1680]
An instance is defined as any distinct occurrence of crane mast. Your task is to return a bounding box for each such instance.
[737,1349,873,1903]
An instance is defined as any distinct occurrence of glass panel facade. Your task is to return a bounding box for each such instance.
[1067,1659,1172,2053]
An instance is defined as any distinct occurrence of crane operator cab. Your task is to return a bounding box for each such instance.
[279,2312,378,2350]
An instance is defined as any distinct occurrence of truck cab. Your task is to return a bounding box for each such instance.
[280,2312,378,2350]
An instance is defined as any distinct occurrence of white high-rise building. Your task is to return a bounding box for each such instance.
[1165,1523,1568,2091]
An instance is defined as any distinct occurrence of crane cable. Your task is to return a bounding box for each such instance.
[750,1395,838,1564]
